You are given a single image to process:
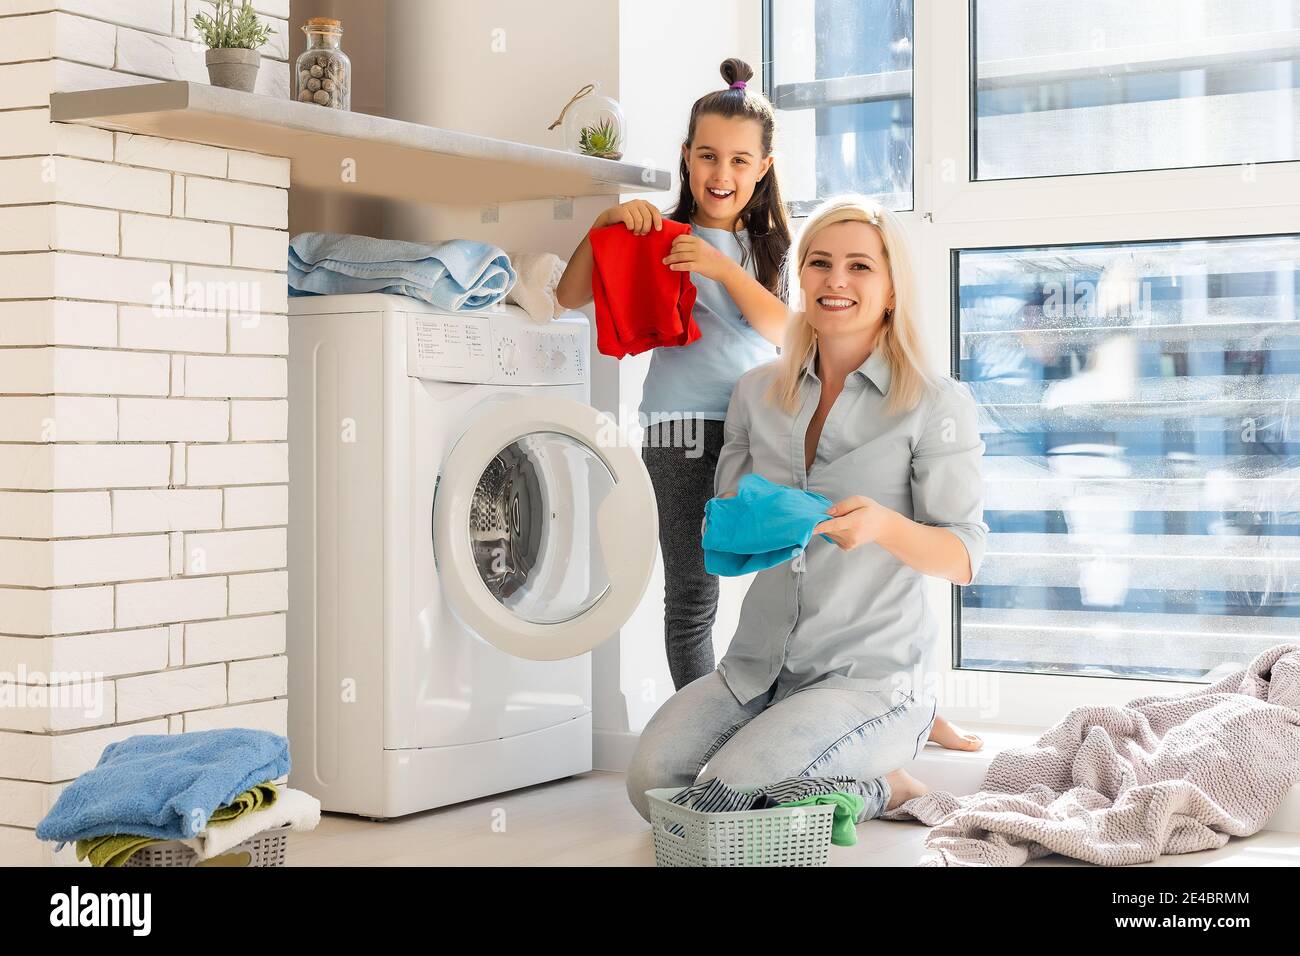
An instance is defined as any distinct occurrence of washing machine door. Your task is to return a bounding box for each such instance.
[433,394,658,661]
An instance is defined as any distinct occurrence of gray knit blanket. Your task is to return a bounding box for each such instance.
[880,644,1300,866]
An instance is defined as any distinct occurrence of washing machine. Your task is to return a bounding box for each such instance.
[286,292,658,819]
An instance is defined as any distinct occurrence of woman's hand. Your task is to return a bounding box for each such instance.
[662,233,736,283]
[813,496,896,551]
[592,199,663,235]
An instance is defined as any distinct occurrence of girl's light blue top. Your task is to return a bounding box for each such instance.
[638,223,778,422]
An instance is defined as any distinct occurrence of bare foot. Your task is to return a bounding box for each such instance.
[884,768,930,811]
[927,714,983,751]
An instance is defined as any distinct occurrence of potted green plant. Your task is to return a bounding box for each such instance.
[549,82,628,161]
[192,0,275,93]
[578,117,623,160]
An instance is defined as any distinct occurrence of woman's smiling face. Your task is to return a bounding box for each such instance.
[799,219,895,340]
[681,113,772,228]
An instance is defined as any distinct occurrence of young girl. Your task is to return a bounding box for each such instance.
[557,58,790,693]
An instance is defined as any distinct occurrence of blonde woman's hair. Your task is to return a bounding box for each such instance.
[765,194,935,415]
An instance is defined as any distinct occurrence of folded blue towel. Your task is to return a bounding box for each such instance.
[702,474,835,576]
[288,231,516,311]
[35,728,291,846]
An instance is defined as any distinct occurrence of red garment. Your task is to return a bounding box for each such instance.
[588,220,700,359]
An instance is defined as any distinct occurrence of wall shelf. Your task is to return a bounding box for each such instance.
[49,81,669,205]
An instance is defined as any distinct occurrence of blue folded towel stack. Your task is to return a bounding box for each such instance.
[35,728,291,847]
[288,231,516,311]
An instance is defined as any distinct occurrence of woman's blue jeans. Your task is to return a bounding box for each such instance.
[626,669,937,823]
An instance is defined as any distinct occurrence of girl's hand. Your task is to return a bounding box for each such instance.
[593,199,663,235]
[662,234,735,282]
[813,496,894,551]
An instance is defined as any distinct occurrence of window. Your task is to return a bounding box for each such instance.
[763,0,1300,717]
[765,0,915,212]
[956,234,1299,682]
[972,0,1300,180]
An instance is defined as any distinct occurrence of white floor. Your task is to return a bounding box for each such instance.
[283,769,1300,867]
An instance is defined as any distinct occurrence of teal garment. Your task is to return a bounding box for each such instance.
[702,474,834,576]
[775,792,866,846]
[638,223,778,422]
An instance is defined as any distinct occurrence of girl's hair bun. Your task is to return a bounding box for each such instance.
[720,58,754,87]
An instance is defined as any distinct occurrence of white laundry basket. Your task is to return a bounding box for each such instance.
[121,823,291,867]
[646,787,836,867]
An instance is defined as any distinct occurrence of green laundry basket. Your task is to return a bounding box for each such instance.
[646,787,836,867]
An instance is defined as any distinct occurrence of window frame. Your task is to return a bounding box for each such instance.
[762,0,918,215]
[771,0,1300,728]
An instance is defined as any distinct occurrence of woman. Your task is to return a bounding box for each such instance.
[625,195,989,824]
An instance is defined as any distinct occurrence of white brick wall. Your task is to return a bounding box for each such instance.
[228,399,287,442]
[228,654,287,703]
[0,300,117,348]
[115,663,226,721]
[185,612,284,664]
[227,570,287,615]
[0,491,112,538]
[184,355,286,397]
[121,212,232,265]
[224,485,288,527]
[0,204,119,255]
[0,0,290,866]
[111,488,222,532]
[115,575,228,628]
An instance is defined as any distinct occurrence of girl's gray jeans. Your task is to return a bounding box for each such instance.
[640,418,725,691]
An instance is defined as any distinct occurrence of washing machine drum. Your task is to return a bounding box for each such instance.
[468,431,612,623]
[434,396,658,661]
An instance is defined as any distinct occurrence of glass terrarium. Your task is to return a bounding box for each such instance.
[295,17,350,110]
[561,83,626,161]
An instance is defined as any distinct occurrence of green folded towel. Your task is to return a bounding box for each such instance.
[208,781,278,826]
[75,781,280,866]
[776,792,866,846]
[76,833,165,868]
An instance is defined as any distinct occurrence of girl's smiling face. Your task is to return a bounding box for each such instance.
[799,220,895,340]
[681,113,773,229]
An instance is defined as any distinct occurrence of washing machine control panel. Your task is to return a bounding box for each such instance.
[406,311,587,385]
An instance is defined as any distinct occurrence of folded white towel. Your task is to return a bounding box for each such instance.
[181,786,321,861]
[505,251,567,323]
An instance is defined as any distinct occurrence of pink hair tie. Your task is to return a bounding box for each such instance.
[729,80,747,89]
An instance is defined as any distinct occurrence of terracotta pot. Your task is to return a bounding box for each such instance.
[205,48,261,92]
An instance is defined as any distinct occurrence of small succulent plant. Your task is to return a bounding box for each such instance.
[192,0,274,50]
[578,117,622,160]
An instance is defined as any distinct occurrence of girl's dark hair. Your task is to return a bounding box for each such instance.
[669,57,792,296]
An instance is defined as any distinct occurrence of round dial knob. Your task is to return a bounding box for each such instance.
[549,349,567,369]
[499,343,519,372]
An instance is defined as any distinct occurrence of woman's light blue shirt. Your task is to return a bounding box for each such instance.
[713,347,989,706]
[638,223,778,422]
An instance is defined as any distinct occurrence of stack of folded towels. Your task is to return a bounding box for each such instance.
[288,232,569,323]
[35,728,321,867]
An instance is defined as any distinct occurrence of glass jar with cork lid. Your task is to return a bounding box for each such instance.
[295,17,350,110]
